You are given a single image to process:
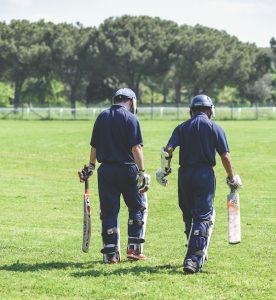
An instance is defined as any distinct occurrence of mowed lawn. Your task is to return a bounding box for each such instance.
[0,119,275,300]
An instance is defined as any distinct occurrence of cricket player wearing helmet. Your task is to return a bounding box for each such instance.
[156,94,242,273]
[79,88,150,264]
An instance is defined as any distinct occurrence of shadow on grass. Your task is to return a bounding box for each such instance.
[0,261,100,272]
[0,260,185,276]
[72,263,183,277]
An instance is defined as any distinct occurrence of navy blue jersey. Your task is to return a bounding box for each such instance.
[90,105,143,164]
[167,112,229,167]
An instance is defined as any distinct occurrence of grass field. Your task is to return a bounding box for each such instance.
[0,119,275,300]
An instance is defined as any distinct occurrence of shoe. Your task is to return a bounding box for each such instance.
[183,259,199,274]
[105,254,119,264]
[127,249,147,261]
[108,256,118,264]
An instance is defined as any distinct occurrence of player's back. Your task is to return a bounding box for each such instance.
[179,112,216,167]
[90,105,142,164]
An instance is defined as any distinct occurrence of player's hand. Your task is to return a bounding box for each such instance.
[78,163,95,182]
[156,168,171,187]
[137,170,150,193]
[226,174,242,190]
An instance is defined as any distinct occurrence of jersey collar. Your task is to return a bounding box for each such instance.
[193,112,208,117]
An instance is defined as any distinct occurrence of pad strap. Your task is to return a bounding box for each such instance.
[128,237,145,244]
[102,227,118,239]
[101,243,117,254]
[195,250,205,257]
[193,230,209,238]
[106,227,118,234]
[101,246,117,254]
[128,219,144,226]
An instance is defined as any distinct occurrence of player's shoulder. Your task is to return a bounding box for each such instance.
[125,110,139,124]
[112,105,139,124]
[98,107,111,117]
[179,118,192,129]
[211,120,222,129]
[172,122,186,135]
[211,120,225,134]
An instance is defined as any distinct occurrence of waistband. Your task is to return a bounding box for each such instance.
[101,161,136,166]
[179,164,214,169]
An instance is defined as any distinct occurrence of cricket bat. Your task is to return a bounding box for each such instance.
[82,179,91,252]
[227,188,241,244]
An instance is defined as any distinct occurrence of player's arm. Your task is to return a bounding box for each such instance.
[89,146,97,166]
[132,144,150,193]
[220,152,242,190]
[215,123,242,190]
[220,152,234,180]
[156,126,179,187]
[132,144,144,171]
[156,146,173,187]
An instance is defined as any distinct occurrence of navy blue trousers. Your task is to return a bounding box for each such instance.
[178,165,215,223]
[178,165,215,264]
[97,163,145,246]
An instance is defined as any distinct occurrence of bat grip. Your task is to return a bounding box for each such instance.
[230,186,236,194]
[85,179,89,190]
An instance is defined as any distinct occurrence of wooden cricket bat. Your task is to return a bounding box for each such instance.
[227,189,241,244]
[82,179,91,252]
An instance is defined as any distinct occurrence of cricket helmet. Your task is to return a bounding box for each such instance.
[112,88,137,114]
[190,94,213,108]
[190,94,215,118]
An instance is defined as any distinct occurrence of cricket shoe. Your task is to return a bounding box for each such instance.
[127,249,147,261]
[183,259,201,274]
[108,257,119,264]
[104,254,119,264]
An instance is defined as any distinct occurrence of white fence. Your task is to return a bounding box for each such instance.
[0,106,276,120]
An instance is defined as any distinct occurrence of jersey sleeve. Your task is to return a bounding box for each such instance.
[213,123,229,155]
[166,125,181,149]
[128,115,143,148]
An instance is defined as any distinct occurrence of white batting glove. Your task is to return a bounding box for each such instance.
[156,168,170,187]
[137,170,150,193]
[227,174,242,190]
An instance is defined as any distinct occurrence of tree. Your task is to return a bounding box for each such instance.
[169,25,234,102]
[49,23,95,109]
[169,25,270,103]
[0,82,13,107]
[22,77,65,105]
[270,37,276,54]
[0,20,52,108]
[245,73,273,103]
[96,15,178,102]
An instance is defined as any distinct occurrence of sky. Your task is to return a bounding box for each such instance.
[0,0,275,48]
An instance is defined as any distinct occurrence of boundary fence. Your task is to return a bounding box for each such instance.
[0,106,276,120]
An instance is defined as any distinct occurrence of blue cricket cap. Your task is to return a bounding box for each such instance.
[113,88,136,101]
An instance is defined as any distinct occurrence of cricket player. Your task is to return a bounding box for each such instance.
[156,94,242,274]
[79,88,150,264]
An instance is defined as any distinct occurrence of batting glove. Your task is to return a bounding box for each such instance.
[226,174,242,190]
[78,162,95,182]
[137,170,150,193]
[156,168,171,187]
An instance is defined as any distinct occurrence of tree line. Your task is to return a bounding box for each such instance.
[0,16,275,109]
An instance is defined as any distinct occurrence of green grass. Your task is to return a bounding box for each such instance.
[0,119,275,300]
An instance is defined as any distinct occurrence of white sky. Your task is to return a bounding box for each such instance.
[0,0,275,47]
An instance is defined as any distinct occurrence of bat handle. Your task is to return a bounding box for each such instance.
[230,186,236,194]
[85,179,89,190]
